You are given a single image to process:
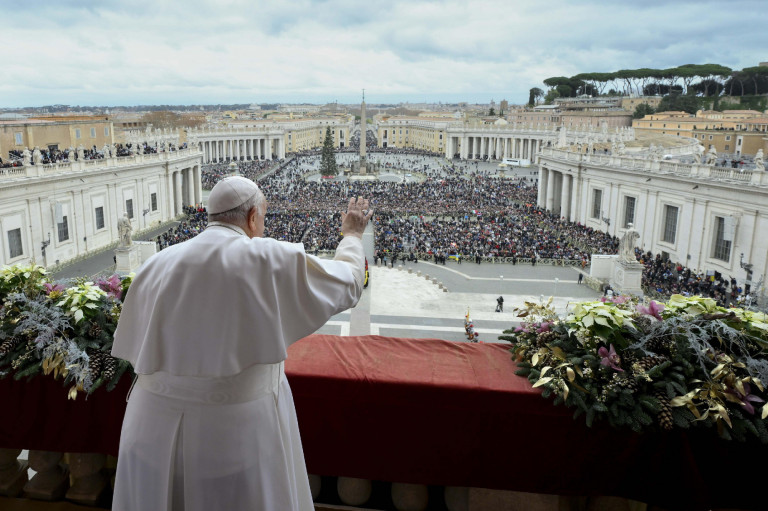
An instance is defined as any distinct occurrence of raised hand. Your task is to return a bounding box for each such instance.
[341,196,373,238]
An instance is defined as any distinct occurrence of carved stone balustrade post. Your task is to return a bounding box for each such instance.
[66,453,109,506]
[0,448,28,497]
[23,450,69,501]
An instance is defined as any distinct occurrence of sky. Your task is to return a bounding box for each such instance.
[1,0,765,108]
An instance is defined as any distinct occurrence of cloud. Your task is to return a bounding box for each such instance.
[2,0,766,107]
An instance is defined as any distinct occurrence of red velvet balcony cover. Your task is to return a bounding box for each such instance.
[0,335,762,511]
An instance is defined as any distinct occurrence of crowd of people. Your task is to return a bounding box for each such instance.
[170,151,757,306]
[1,141,185,168]
[636,248,751,307]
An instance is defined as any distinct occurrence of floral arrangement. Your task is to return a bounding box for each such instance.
[500,295,768,442]
[0,264,133,399]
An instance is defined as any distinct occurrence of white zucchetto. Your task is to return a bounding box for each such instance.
[207,176,261,214]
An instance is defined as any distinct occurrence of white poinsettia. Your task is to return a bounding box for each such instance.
[665,294,721,316]
[730,309,768,332]
[56,282,107,323]
[567,301,635,334]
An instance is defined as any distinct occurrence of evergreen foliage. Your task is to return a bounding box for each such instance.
[320,127,338,177]
[501,295,768,442]
[0,264,134,399]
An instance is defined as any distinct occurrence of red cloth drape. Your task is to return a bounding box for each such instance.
[0,335,763,511]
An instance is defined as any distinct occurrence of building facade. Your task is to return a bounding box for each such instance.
[187,117,354,163]
[374,116,628,160]
[1,117,115,157]
[634,110,768,155]
[538,147,768,283]
[0,149,202,267]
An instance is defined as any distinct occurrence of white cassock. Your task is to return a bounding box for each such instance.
[111,222,364,511]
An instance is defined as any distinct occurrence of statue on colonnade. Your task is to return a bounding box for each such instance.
[118,213,133,247]
[705,145,717,165]
[22,147,31,166]
[754,149,764,171]
[33,147,42,165]
[619,224,640,263]
[68,147,75,161]
[77,145,85,160]
[692,143,704,164]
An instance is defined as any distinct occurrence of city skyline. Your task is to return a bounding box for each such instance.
[3,0,766,108]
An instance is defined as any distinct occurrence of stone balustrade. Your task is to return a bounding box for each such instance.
[0,148,202,181]
[539,147,768,187]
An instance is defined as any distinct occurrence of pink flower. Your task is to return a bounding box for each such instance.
[535,322,551,334]
[598,344,624,372]
[601,295,629,304]
[637,300,665,321]
[96,274,123,300]
[728,383,764,415]
[43,282,65,295]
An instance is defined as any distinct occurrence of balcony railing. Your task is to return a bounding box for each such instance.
[539,147,768,188]
[0,148,202,182]
[0,335,761,510]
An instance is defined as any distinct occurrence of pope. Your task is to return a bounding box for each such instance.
[111,176,372,511]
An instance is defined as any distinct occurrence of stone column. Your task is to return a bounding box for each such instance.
[66,453,108,506]
[538,167,547,207]
[0,448,28,497]
[570,172,581,221]
[249,139,254,160]
[194,165,203,205]
[24,451,68,501]
[562,173,573,221]
[545,169,555,211]
[461,136,468,159]
[474,137,480,158]
[174,171,183,216]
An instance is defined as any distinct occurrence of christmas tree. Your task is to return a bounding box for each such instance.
[320,127,338,177]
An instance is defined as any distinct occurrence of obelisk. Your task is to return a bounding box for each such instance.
[359,89,367,174]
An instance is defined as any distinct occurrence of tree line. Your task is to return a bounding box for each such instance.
[529,64,768,106]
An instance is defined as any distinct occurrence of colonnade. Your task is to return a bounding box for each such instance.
[169,165,203,214]
[444,135,548,160]
[538,166,578,222]
[196,137,285,164]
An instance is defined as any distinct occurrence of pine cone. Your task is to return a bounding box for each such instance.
[636,355,666,373]
[616,374,639,393]
[88,322,103,339]
[536,330,558,347]
[101,355,117,381]
[655,389,674,431]
[87,349,104,378]
[0,337,21,356]
[645,336,672,356]
[634,316,653,332]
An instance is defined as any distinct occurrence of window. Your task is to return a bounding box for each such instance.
[624,196,636,228]
[75,129,81,139]
[725,145,730,151]
[712,216,732,262]
[151,193,158,211]
[90,128,96,138]
[591,189,602,219]
[708,135,713,140]
[104,127,110,136]
[7,229,23,258]
[126,199,134,219]
[662,205,678,244]
[95,207,105,230]
[14,132,23,145]
[57,215,69,242]
[725,136,731,141]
